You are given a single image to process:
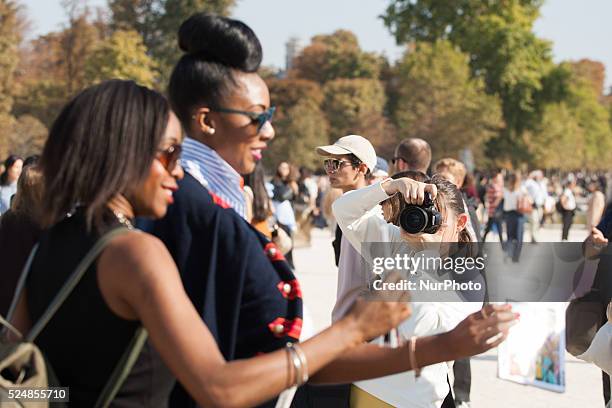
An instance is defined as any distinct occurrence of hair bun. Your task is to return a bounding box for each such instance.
[178,13,262,73]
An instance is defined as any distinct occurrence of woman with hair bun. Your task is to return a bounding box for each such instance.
[150,13,517,408]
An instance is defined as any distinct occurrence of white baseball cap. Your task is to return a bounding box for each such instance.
[315,135,377,171]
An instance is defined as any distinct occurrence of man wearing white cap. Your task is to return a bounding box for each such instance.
[316,134,378,321]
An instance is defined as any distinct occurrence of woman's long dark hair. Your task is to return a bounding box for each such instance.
[168,13,263,128]
[40,80,170,228]
[0,155,23,186]
[244,162,272,223]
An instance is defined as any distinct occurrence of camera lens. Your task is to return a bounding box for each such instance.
[400,207,428,233]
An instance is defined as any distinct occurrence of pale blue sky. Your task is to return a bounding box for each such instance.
[21,0,612,89]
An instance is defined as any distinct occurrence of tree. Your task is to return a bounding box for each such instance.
[391,40,502,164]
[526,103,584,170]
[291,30,383,84]
[569,59,606,99]
[566,75,612,168]
[382,1,564,165]
[85,30,157,87]
[149,0,236,85]
[108,0,158,46]
[9,114,47,157]
[0,0,25,158]
[322,78,386,142]
[59,0,105,94]
[264,78,329,168]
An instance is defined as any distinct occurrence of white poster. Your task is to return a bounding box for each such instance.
[497,302,566,392]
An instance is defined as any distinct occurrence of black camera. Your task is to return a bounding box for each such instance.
[399,192,442,234]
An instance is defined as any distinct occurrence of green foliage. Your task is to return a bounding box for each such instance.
[265,79,329,168]
[148,0,236,86]
[526,103,584,169]
[527,69,612,169]
[383,0,543,45]
[292,30,384,83]
[566,75,612,167]
[391,40,502,163]
[383,0,567,165]
[322,78,386,142]
[85,30,157,87]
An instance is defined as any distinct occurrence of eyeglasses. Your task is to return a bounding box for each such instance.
[156,144,182,171]
[211,106,276,133]
[323,158,355,173]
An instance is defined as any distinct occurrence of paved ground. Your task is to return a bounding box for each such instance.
[293,225,605,408]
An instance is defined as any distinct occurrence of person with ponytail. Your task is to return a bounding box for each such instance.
[333,174,487,407]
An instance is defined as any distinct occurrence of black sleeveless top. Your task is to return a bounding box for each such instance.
[27,210,174,407]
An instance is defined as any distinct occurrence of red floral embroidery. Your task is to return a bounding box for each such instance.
[268,317,303,339]
[276,279,303,300]
[264,242,285,262]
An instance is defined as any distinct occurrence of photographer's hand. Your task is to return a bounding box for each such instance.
[381,178,437,205]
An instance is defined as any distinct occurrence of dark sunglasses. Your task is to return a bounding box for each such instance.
[156,144,182,171]
[211,106,276,133]
[323,158,355,173]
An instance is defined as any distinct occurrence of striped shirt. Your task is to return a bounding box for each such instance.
[180,137,247,219]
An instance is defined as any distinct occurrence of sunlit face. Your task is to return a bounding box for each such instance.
[277,162,290,179]
[323,154,366,191]
[129,112,184,218]
[8,159,23,183]
[202,73,274,175]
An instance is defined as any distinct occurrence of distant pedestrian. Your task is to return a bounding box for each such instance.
[559,178,577,241]
[503,172,529,262]
[524,170,547,243]
[0,155,23,215]
[483,171,504,243]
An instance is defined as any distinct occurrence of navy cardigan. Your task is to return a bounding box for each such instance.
[151,173,303,408]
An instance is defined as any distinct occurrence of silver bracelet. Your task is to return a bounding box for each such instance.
[287,344,304,386]
[289,343,309,384]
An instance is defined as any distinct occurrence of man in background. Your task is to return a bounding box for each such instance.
[392,137,431,174]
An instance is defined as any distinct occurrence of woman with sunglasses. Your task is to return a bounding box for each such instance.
[6,79,411,407]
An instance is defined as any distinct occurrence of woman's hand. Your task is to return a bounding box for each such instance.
[443,304,519,359]
[382,178,437,205]
[344,274,411,343]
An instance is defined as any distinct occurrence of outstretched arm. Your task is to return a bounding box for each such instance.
[98,232,411,408]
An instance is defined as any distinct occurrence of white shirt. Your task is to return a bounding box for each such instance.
[524,179,546,207]
[332,204,382,322]
[562,188,577,211]
[503,187,527,212]
[332,182,482,408]
[180,137,247,219]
